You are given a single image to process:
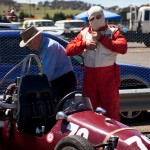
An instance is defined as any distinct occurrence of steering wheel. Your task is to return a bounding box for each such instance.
[55,91,86,114]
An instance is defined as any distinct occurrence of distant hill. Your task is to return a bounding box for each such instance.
[0,0,94,19]
[0,0,128,23]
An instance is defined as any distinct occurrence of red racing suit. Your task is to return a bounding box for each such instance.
[66,25,127,121]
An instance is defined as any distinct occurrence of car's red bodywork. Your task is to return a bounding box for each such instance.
[0,108,150,150]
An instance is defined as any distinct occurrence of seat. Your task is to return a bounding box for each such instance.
[17,74,56,136]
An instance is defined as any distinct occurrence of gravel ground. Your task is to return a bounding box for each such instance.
[125,111,150,137]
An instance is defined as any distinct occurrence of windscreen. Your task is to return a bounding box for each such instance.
[65,22,85,28]
[35,21,55,27]
[144,10,150,21]
[61,94,93,114]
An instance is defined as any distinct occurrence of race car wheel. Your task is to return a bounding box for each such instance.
[120,111,146,123]
[120,79,147,123]
[54,135,94,150]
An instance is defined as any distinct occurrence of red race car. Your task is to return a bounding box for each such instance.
[0,54,150,150]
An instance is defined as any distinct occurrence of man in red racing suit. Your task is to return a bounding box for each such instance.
[66,6,127,121]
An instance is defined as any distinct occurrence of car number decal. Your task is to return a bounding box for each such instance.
[67,122,89,139]
[46,132,54,143]
[66,123,150,149]
[125,135,150,149]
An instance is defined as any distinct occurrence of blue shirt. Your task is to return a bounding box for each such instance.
[39,36,73,81]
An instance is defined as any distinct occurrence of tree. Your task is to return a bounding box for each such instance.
[43,13,53,20]
[118,7,130,24]
[53,12,66,22]
[44,1,49,6]
[38,1,43,6]
[19,11,35,21]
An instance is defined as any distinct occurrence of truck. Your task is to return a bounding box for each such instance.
[122,4,150,47]
[21,19,63,37]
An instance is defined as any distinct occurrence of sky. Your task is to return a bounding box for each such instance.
[15,0,150,8]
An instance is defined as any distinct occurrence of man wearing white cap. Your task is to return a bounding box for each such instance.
[66,6,127,121]
[19,25,77,103]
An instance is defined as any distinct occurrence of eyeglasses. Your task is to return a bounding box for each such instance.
[89,14,102,22]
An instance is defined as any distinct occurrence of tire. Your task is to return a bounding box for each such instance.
[120,111,147,123]
[120,79,147,122]
[144,41,150,47]
[54,135,94,150]
[143,34,150,47]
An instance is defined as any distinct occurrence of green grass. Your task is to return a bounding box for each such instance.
[1,3,86,19]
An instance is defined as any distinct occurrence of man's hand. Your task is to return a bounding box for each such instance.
[86,40,97,50]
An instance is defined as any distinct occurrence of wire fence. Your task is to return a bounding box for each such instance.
[0,30,85,94]
[0,25,150,94]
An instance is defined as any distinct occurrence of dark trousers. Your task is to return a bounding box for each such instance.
[51,71,77,103]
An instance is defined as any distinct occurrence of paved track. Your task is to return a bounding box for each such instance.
[118,42,150,135]
[117,42,150,67]
[125,111,150,137]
